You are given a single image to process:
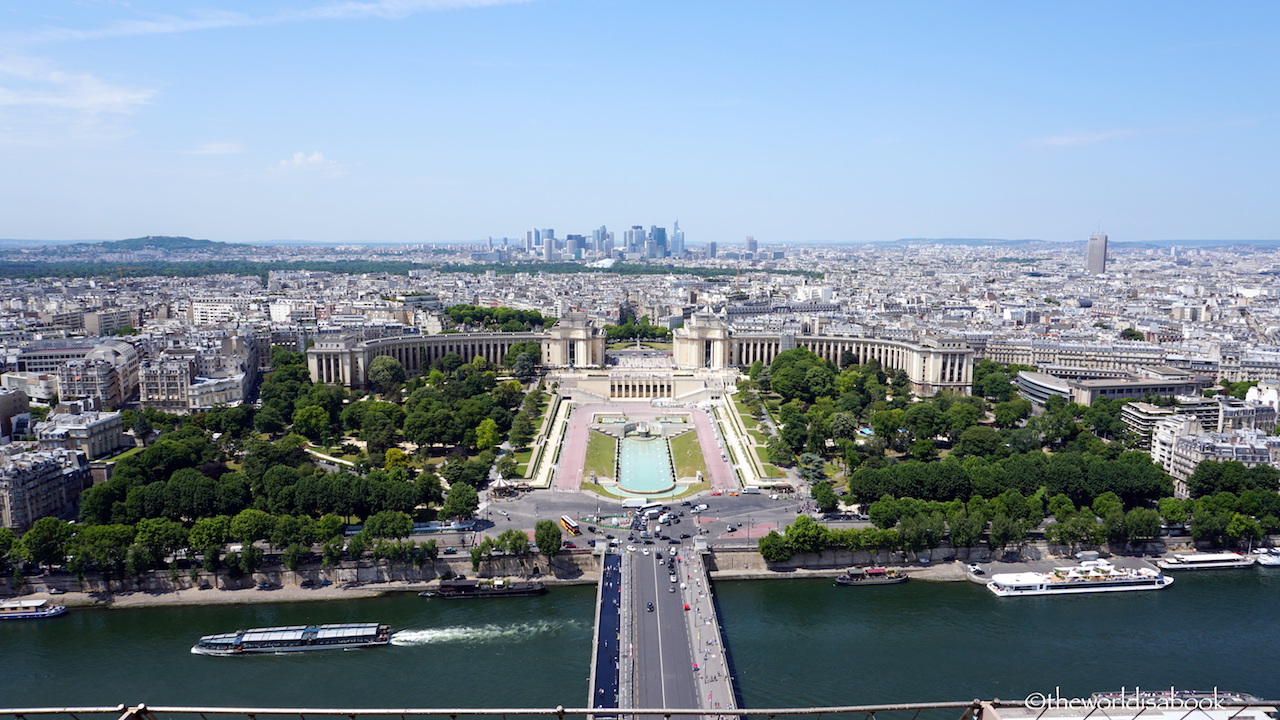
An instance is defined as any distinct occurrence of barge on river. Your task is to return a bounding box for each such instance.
[834,567,909,586]
[1155,552,1255,570]
[0,598,67,620]
[419,578,547,598]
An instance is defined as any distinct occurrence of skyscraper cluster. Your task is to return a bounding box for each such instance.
[528,222,689,260]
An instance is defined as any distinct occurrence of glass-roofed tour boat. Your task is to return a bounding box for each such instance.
[192,622,393,655]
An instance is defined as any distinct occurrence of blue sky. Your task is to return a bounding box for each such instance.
[1,1,1277,246]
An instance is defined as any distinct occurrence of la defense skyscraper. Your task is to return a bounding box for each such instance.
[1087,233,1108,274]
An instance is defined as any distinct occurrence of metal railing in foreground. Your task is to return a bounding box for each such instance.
[0,701,1274,720]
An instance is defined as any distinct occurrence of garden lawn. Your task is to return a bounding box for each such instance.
[669,431,708,480]
[583,430,617,480]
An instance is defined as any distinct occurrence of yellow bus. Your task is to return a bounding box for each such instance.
[560,515,581,536]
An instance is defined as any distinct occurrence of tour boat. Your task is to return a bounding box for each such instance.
[1255,551,1280,567]
[0,598,68,620]
[986,560,1173,597]
[1154,552,1256,570]
[191,622,393,655]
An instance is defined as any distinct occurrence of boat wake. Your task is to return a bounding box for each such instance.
[391,620,578,646]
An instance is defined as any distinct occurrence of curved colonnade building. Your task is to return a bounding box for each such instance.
[307,311,973,397]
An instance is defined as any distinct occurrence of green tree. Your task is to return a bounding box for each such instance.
[954,425,1003,458]
[363,510,414,539]
[66,524,136,581]
[908,438,938,461]
[361,411,399,455]
[131,412,153,446]
[439,482,479,520]
[283,543,307,572]
[993,398,1032,429]
[230,508,275,544]
[189,515,231,559]
[758,531,792,562]
[1090,491,1124,519]
[495,454,519,480]
[19,517,74,567]
[475,418,500,452]
[497,528,531,556]
[345,532,369,560]
[292,404,332,442]
[0,527,15,570]
[254,406,286,434]
[1124,507,1162,541]
[508,414,534,448]
[511,353,538,382]
[384,447,412,469]
[987,512,1026,552]
[811,481,839,513]
[942,403,981,443]
[947,511,986,549]
[313,514,347,543]
[368,355,407,395]
[1157,497,1188,526]
[765,436,795,467]
[1226,513,1263,547]
[534,519,562,561]
[238,544,264,574]
[784,515,829,555]
[133,518,189,565]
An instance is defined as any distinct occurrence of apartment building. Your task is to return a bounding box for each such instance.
[0,447,91,531]
[35,403,128,460]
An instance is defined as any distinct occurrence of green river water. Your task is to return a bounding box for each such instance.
[3,569,1278,708]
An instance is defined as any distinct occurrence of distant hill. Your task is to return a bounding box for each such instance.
[94,236,251,251]
[892,238,1045,247]
[892,237,1280,249]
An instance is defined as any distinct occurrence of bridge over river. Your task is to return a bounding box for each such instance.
[589,541,738,719]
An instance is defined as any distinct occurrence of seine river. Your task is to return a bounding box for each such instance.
[4,570,1279,709]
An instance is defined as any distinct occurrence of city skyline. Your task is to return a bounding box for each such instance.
[1,1,1278,245]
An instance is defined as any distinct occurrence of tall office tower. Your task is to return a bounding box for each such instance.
[707,242,717,258]
[592,225,609,253]
[526,230,535,251]
[1087,233,1108,274]
[543,235,555,261]
[746,236,757,255]
[625,226,645,253]
[650,226,668,256]
[671,221,685,255]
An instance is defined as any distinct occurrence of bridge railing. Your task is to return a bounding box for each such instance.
[2,701,1274,720]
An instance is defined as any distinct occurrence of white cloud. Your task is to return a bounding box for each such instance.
[9,0,535,45]
[1027,129,1138,148]
[0,54,153,114]
[184,141,244,155]
[272,151,345,177]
